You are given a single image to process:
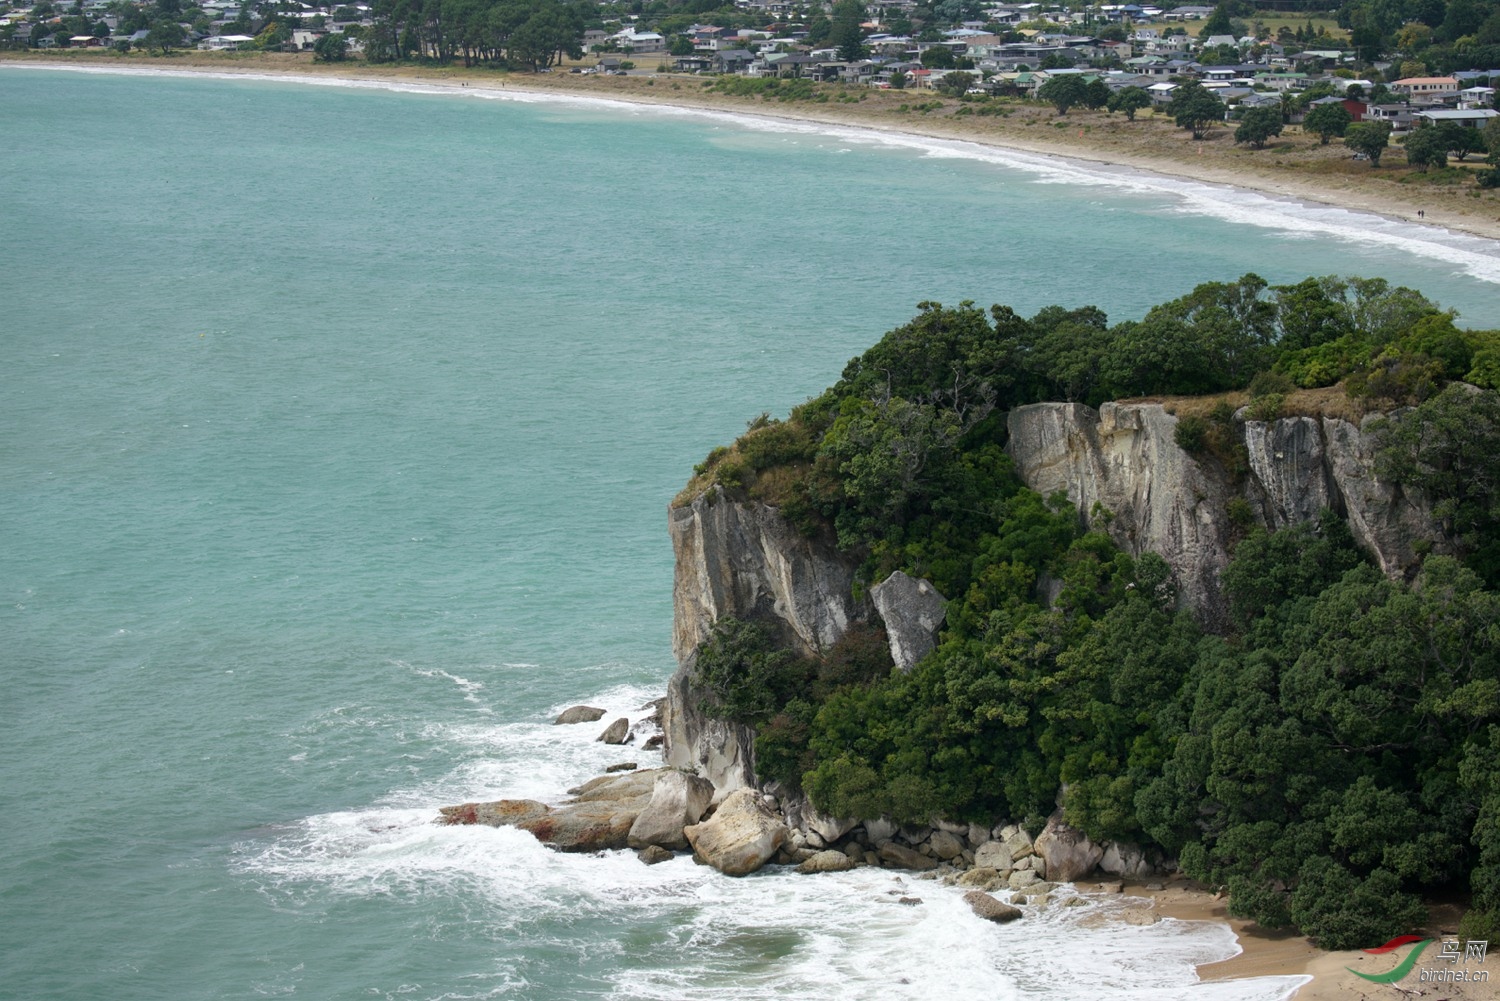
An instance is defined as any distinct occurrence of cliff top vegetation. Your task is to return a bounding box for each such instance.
[680,275,1500,952]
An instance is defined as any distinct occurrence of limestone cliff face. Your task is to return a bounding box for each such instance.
[662,487,867,798]
[1006,402,1439,621]
[668,487,863,665]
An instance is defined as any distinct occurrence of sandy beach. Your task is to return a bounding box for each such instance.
[1099,877,1494,1001]
[6,50,1500,245]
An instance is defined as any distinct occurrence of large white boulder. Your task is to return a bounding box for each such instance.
[684,788,789,876]
[627,770,715,850]
[870,570,947,671]
[1033,812,1103,883]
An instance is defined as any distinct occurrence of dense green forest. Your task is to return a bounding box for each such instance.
[364,0,589,67]
[1337,0,1500,72]
[684,274,1499,949]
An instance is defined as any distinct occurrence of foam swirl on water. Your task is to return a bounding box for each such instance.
[235,682,1308,1001]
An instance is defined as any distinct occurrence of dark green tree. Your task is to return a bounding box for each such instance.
[1037,73,1088,114]
[146,17,184,52]
[312,30,349,59]
[831,0,866,62]
[1168,80,1226,139]
[1304,102,1352,144]
[1107,84,1150,120]
[1435,121,1487,161]
[1234,105,1284,148]
[938,70,975,97]
[1200,2,1234,37]
[1403,125,1448,170]
[1344,121,1391,166]
[1083,77,1110,110]
[1374,385,1500,584]
[920,44,955,68]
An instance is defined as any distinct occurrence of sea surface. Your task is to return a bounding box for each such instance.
[2,64,1496,1001]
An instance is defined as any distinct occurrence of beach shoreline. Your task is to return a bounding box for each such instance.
[1112,877,1488,1000]
[6,51,1500,245]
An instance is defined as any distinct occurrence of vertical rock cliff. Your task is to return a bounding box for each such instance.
[665,403,1441,797]
[1006,401,1439,622]
[662,487,867,798]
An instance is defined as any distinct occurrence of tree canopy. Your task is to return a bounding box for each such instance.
[1168,81,1226,140]
[1037,73,1088,114]
[1304,102,1352,144]
[367,0,587,67]
[685,275,1500,950]
[1234,106,1284,148]
[1345,121,1392,166]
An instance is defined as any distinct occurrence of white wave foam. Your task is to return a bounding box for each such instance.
[10,61,1496,286]
[239,801,1305,1001]
[408,663,490,710]
[233,665,1310,1001]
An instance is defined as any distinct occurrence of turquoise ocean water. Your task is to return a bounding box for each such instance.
[2,64,1496,1001]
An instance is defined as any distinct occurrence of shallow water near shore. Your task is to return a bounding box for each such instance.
[1,65,1491,1001]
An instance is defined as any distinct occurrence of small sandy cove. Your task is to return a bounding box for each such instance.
[1116,877,1493,1001]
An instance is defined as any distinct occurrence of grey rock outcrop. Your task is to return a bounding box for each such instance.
[878,842,938,872]
[663,487,867,794]
[1319,414,1439,579]
[517,801,642,852]
[440,770,661,853]
[684,788,790,876]
[668,487,865,664]
[439,799,551,828]
[780,794,858,845]
[964,891,1023,923]
[1007,402,1236,620]
[597,718,630,745]
[928,829,965,861]
[570,770,658,802]
[1033,812,1103,883]
[957,867,1006,891]
[555,706,606,725]
[1007,401,1439,621]
[869,571,947,671]
[973,840,1021,870]
[797,849,859,874]
[1008,869,1041,890]
[1098,841,1155,879]
[627,770,715,850]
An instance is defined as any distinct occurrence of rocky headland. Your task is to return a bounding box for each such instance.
[443,399,1438,894]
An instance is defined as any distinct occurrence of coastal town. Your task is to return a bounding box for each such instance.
[5,0,1499,188]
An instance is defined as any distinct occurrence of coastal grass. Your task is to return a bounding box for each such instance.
[1153,384,1367,422]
